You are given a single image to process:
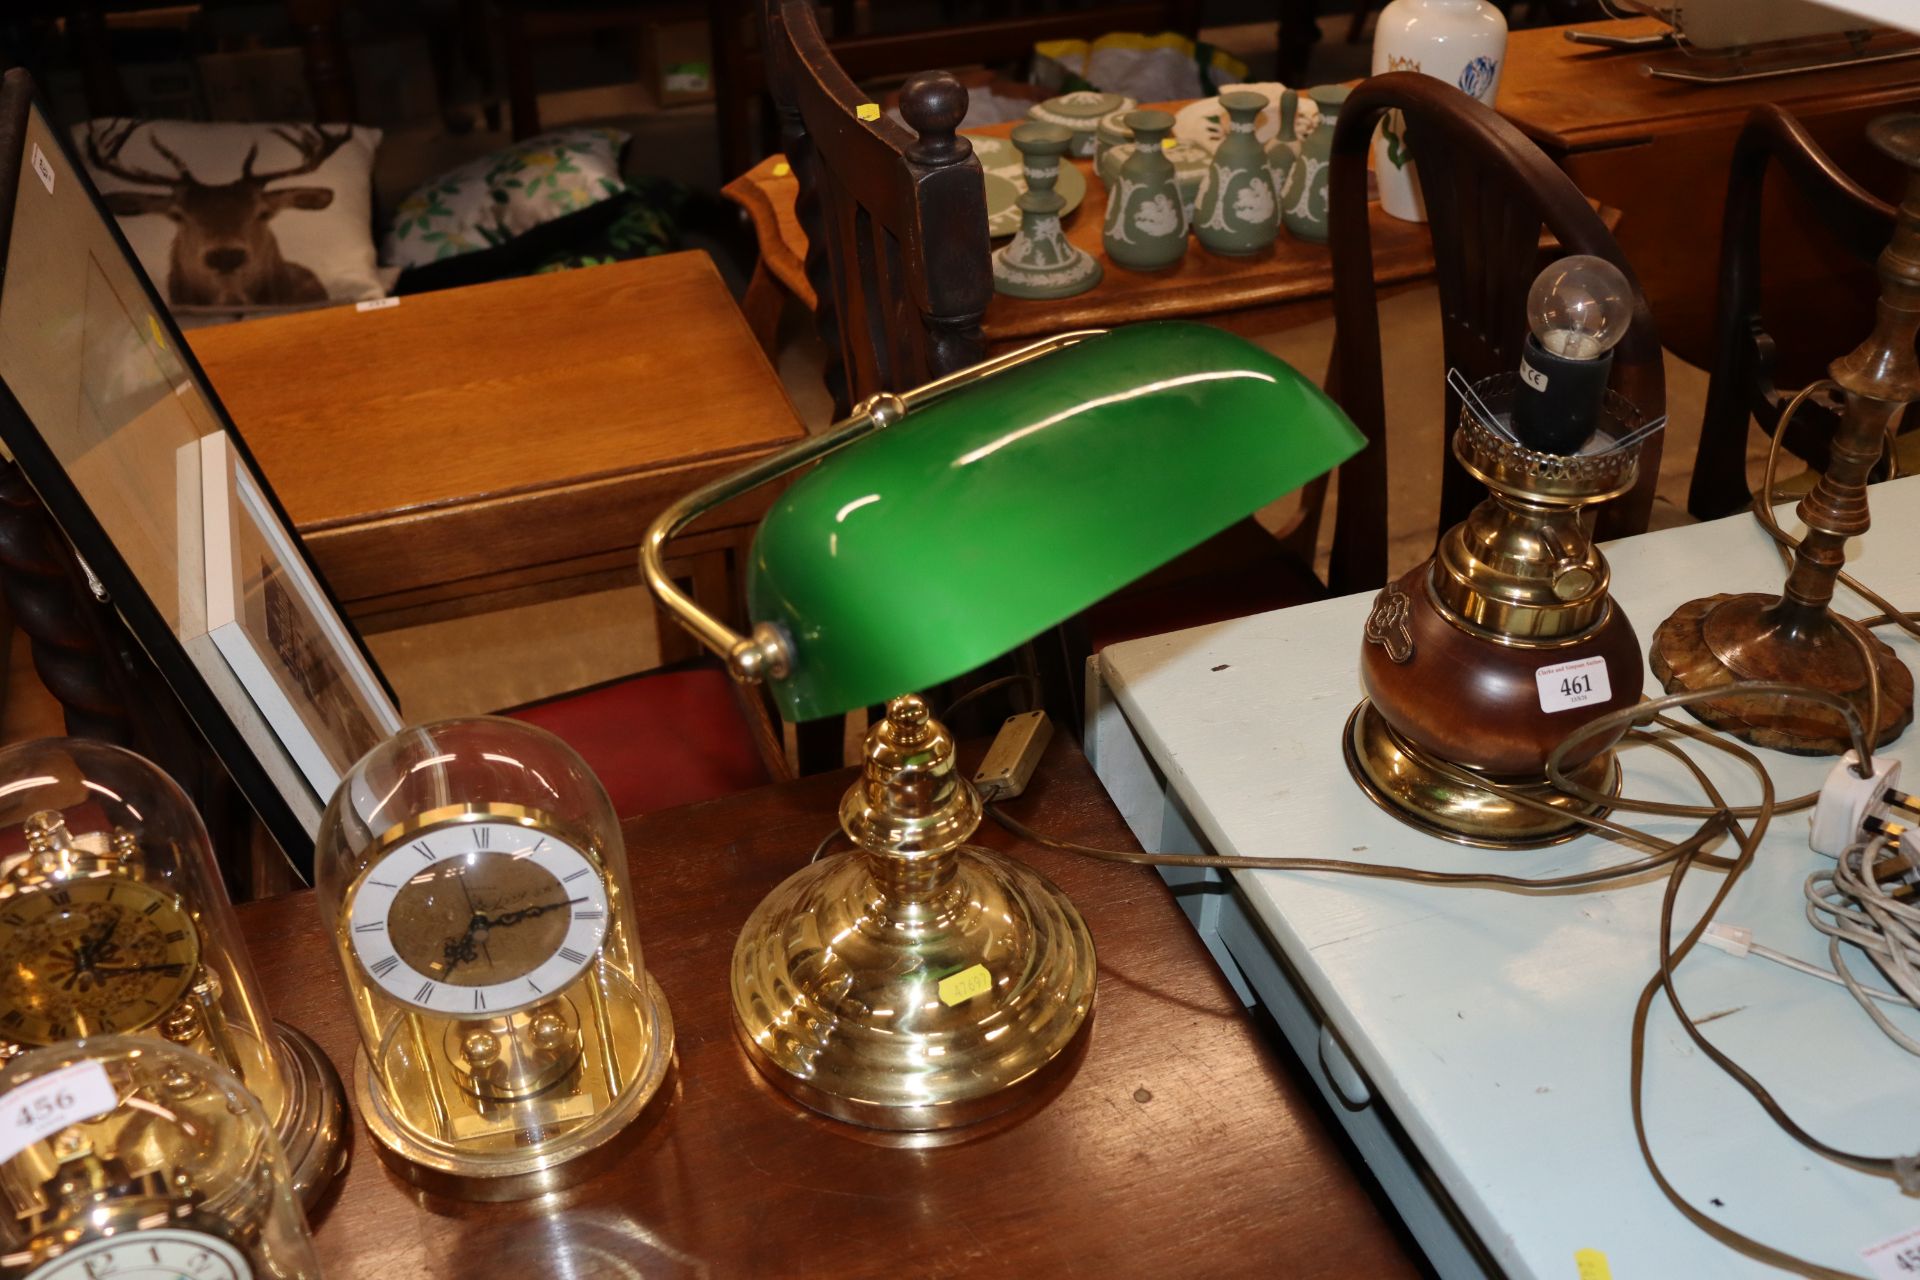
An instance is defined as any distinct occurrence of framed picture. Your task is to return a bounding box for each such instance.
[203,433,401,798]
[0,69,402,870]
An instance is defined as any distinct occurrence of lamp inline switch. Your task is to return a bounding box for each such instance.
[973,711,1054,803]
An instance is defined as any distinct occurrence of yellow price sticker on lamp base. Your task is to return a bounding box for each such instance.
[937,964,992,1006]
[856,102,881,122]
[1573,1248,1612,1280]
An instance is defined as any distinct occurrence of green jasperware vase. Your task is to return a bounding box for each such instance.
[1281,85,1348,244]
[1102,110,1187,271]
[1193,90,1278,257]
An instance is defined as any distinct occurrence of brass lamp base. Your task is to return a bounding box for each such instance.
[1344,701,1620,848]
[270,1022,350,1211]
[731,694,1095,1131]
[1650,593,1914,755]
[732,843,1096,1130]
[353,971,674,1201]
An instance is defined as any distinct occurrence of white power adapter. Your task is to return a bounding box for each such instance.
[1810,749,1912,856]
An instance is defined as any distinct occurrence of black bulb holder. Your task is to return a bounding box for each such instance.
[1509,331,1613,454]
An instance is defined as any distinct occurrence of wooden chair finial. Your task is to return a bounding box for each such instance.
[901,72,970,166]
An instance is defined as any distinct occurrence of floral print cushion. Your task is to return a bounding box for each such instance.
[384,128,630,270]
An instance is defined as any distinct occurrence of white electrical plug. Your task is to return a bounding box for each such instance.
[1810,750,1905,856]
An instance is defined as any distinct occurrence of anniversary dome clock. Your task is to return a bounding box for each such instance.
[0,1036,321,1279]
[315,717,672,1199]
[0,740,344,1208]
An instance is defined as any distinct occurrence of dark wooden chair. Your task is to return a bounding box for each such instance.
[762,0,1333,732]
[765,0,992,416]
[720,0,1204,177]
[1326,71,1666,595]
[1685,105,1897,521]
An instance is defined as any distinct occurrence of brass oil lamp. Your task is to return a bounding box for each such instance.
[1349,381,1647,845]
[1348,256,1652,845]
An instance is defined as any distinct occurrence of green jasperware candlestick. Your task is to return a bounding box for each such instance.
[992,121,1102,299]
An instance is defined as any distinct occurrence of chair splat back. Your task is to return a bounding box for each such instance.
[1327,73,1664,595]
[1687,105,1896,520]
[766,1,991,415]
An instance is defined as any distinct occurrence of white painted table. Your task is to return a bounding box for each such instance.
[1088,474,1920,1279]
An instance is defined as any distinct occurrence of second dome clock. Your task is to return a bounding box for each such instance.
[315,717,673,1199]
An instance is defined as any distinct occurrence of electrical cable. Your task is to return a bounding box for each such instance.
[986,684,1899,1278]
[1740,936,1914,1008]
[940,672,1041,724]
[1806,838,1920,1055]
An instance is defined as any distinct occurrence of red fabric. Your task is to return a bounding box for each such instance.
[506,666,772,820]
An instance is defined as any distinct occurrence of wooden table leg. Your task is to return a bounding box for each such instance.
[741,259,785,357]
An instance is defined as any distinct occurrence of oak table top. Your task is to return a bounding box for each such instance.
[1496,17,1920,369]
[187,252,806,614]
[1498,17,1920,153]
[724,101,1455,345]
[237,735,1419,1278]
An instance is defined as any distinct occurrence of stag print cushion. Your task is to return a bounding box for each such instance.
[75,118,386,316]
[383,128,629,271]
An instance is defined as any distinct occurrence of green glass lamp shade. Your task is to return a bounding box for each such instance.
[748,322,1364,720]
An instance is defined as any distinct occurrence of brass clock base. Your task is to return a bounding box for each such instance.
[1345,701,1620,849]
[270,1022,350,1210]
[1650,593,1914,755]
[353,972,674,1201]
[731,844,1096,1131]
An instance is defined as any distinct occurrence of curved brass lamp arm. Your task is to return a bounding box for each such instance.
[640,331,1106,684]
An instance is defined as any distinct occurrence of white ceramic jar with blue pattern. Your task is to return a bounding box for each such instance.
[1370,0,1507,223]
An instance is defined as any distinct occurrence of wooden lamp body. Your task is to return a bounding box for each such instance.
[1349,390,1645,846]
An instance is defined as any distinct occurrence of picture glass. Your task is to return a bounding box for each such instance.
[0,98,399,840]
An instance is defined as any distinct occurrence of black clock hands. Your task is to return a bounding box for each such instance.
[485,898,583,930]
[57,916,132,988]
[438,897,586,976]
[91,962,188,979]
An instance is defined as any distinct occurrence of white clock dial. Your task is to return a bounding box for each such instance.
[347,818,609,1016]
[26,1228,251,1280]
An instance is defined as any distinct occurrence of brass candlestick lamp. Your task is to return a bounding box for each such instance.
[642,323,1364,1129]
[1650,113,1920,755]
[1350,255,1652,846]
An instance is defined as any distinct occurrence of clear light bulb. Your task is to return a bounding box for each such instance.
[1526,255,1632,360]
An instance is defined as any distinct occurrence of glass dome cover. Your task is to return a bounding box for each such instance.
[0,740,343,1208]
[0,1035,320,1279]
[315,717,672,1199]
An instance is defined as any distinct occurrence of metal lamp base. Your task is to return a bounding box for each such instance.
[731,844,1096,1131]
[353,972,674,1201]
[1344,701,1619,849]
[269,1021,350,1211]
[1650,592,1914,755]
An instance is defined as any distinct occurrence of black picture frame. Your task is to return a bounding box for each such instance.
[0,67,403,879]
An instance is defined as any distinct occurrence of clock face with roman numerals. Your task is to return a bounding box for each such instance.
[0,875,199,1046]
[345,818,609,1016]
[23,1227,251,1280]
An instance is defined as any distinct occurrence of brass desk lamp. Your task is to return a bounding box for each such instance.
[642,323,1363,1130]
